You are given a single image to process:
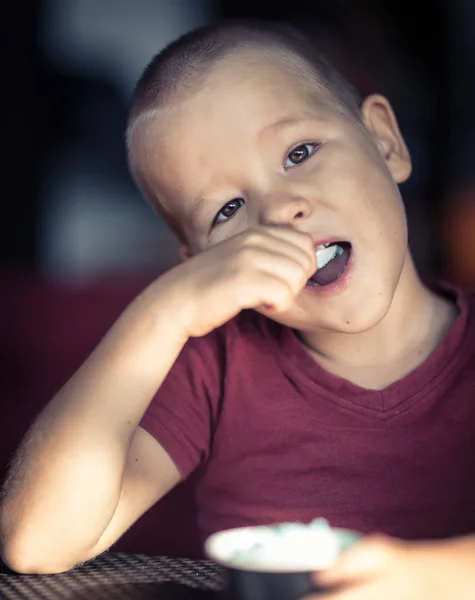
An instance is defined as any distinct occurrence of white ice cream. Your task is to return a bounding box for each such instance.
[315,244,344,270]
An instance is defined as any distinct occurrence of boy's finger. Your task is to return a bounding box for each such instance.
[239,227,315,272]
[260,225,315,253]
[302,584,374,600]
[314,535,396,586]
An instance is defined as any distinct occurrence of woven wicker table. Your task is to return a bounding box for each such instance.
[0,553,225,599]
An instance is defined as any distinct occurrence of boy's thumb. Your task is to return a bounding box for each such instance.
[314,535,396,585]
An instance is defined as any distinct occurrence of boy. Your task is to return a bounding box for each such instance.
[1,20,474,598]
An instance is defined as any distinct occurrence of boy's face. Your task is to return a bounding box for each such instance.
[133,52,412,334]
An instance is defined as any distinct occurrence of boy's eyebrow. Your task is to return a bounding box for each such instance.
[261,116,303,133]
[259,116,324,138]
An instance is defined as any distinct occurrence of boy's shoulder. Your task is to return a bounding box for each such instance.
[430,281,475,317]
[465,287,475,307]
[448,284,475,318]
[463,287,475,331]
[438,285,475,363]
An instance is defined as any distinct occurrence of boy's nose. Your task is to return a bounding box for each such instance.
[260,194,312,226]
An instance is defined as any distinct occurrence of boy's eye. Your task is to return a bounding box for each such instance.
[213,198,245,225]
[285,143,319,169]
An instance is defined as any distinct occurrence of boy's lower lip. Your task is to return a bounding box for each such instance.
[302,249,354,297]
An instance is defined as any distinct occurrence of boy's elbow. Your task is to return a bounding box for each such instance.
[0,540,76,574]
[0,505,82,574]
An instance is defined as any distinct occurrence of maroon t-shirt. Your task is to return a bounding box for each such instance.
[140,287,475,544]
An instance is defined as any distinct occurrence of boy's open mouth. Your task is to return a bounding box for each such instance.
[307,241,352,287]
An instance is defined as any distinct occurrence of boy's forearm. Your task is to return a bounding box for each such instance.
[445,534,475,595]
[0,279,188,570]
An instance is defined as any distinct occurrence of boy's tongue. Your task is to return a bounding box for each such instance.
[309,243,351,286]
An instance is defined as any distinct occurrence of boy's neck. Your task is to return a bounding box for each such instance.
[298,256,459,391]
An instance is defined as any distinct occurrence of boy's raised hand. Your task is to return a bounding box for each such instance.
[306,534,475,600]
[161,226,316,338]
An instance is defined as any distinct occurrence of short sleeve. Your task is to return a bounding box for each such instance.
[140,329,224,480]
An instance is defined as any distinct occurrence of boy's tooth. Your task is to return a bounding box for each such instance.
[314,243,332,252]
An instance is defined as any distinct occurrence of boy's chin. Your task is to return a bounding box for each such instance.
[259,293,393,335]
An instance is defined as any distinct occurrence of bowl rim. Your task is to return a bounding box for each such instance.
[204,524,360,573]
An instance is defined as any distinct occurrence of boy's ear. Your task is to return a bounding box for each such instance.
[179,245,193,261]
[361,94,412,184]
